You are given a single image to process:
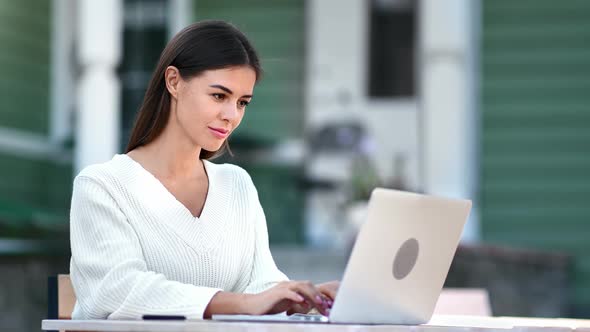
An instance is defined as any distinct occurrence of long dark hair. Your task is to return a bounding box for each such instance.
[125,20,262,159]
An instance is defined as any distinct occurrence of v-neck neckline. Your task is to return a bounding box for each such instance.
[119,153,213,221]
[114,154,234,253]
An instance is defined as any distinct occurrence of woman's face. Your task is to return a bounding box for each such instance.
[171,65,256,152]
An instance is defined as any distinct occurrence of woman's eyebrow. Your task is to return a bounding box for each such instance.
[209,84,252,98]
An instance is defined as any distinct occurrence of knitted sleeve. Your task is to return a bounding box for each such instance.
[69,175,221,320]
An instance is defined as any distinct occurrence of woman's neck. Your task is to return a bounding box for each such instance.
[129,127,203,180]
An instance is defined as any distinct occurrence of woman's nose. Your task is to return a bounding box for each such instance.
[220,102,239,121]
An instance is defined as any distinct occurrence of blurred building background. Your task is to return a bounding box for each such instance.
[0,0,589,330]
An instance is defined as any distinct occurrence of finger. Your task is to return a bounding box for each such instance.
[318,281,339,300]
[318,293,333,309]
[293,281,323,305]
[320,289,336,302]
[287,301,311,315]
[292,281,329,315]
[268,299,295,315]
[282,289,305,304]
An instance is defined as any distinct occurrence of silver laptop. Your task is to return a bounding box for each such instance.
[213,188,472,325]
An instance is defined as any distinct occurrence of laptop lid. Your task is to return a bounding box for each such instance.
[329,188,472,324]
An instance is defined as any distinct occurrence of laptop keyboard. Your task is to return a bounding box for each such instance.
[288,313,329,322]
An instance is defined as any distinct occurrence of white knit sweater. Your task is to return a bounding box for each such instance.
[69,154,288,320]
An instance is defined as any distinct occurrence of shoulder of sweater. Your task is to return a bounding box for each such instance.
[74,156,121,186]
[205,161,257,192]
[205,160,252,181]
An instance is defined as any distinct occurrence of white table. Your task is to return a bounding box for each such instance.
[42,315,590,332]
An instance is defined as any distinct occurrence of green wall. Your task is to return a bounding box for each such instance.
[0,2,72,234]
[481,0,590,314]
[0,1,51,135]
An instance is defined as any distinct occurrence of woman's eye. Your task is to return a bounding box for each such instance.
[212,93,225,101]
[238,100,250,108]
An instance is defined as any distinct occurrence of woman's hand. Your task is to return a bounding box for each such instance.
[204,280,339,318]
[286,280,340,316]
[316,280,340,302]
[245,280,331,316]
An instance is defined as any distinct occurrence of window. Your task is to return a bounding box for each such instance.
[120,0,168,150]
[368,0,416,98]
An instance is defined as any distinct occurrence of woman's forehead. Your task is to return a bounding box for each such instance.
[197,66,256,88]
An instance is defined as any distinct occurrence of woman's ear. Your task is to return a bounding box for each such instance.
[165,66,181,99]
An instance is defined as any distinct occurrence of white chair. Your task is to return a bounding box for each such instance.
[434,288,492,316]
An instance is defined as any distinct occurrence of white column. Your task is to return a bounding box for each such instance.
[75,0,123,173]
[420,0,480,242]
[50,0,76,146]
[304,0,370,248]
[168,0,193,39]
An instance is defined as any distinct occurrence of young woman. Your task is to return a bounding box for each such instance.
[69,20,338,320]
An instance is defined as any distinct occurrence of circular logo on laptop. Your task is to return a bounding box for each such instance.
[392,238,420,280]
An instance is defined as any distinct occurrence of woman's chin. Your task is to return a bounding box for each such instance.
[202,142,224,153]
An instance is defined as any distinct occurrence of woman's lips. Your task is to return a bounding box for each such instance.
[208,127,229,139]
